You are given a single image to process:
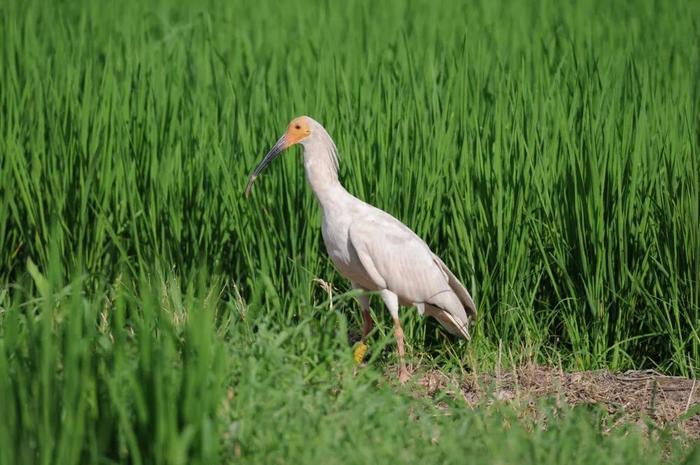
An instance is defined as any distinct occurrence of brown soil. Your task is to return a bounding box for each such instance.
[400,364,700,439]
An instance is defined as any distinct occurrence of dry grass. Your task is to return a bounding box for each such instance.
[401,364,700,440]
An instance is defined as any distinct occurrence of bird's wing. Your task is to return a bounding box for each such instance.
[431,254,477,319]
[348,209,474,324]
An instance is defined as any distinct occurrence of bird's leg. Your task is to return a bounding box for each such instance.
[393,317,409,383]
[380,290,410,383]
[352,284,372,364]
[358,294,374,339]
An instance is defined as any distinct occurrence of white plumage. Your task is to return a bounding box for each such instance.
[246,115,476,382]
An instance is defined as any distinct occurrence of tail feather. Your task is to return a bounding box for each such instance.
[425,304,472,340]
[432,254,477,319]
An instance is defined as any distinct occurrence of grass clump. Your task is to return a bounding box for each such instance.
[0,264,694,464]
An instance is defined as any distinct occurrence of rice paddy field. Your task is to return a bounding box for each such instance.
[1,0,699,463]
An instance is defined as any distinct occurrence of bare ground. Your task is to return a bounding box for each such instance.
[392,364,700,440]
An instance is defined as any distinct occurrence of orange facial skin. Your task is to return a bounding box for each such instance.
[284,117,312,147]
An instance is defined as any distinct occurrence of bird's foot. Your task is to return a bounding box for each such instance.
[353,341,368,365]
[398,367,411,384]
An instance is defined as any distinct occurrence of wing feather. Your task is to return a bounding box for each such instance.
[431,254,477,319]
[347,208,476,339]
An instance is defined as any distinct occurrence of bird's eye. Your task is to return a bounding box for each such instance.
[295,124,301,130]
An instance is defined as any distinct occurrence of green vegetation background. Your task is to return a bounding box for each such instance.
[1,0,698,463]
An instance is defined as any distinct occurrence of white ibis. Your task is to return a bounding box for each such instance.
[245,116,476,382]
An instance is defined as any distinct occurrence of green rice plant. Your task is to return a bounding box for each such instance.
[0,0,698,446]
[0,253,227,465]
[1,255,694,464]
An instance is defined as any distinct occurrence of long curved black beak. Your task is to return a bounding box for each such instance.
[244,134,288,197]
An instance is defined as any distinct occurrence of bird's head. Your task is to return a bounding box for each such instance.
[244,116,313,197]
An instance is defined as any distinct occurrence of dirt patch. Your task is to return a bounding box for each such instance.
[402,364,700,439]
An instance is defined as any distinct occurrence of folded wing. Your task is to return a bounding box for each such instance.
[348,209,476,339]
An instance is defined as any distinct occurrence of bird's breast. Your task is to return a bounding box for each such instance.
[321,216,351,267]
[321,214,376,289]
